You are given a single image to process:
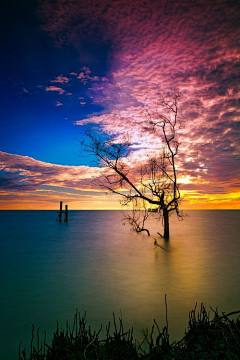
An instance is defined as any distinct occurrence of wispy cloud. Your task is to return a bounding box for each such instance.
[0,151,103,191]
[41,0,239,194]
[1,149,239,209]
[50,76,70,84]
[45,85,65,95]
[4,0,237,209]
[0,152,123,209]
[0,187,120,210]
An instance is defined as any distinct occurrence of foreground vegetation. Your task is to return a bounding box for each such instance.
[19,303,240,360]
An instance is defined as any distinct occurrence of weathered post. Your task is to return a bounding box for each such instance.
[57,201,68,222]
[59,201,63,222]
[65,205,68,222]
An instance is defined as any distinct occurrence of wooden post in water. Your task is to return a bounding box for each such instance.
[65,205,68,222]
[59,201,63,222]
[57,201,68,222]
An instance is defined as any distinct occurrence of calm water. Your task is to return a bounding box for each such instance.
[0,210,240,359]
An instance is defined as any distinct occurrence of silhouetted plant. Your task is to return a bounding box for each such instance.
[19,303,240,360]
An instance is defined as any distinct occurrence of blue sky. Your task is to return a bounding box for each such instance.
[1,0,109,165]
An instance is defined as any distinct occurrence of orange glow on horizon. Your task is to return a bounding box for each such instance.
[0,190,239,210]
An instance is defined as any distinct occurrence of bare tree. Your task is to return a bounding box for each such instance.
[123,202,151,237]
[82,94,182,239]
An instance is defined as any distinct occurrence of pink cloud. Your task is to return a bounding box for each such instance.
[77,72,85,80]
[39,0,240,200]
[1,148,239,209]
[50,75,70,84]
[0,151,103,191]
[45,85,65,95]
[70,68,101,84]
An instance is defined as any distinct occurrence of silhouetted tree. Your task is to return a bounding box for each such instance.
[82,94,182,239]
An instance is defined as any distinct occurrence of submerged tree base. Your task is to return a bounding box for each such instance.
[19,304,240,360]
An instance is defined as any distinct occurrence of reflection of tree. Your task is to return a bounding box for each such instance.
[83,94,183,239]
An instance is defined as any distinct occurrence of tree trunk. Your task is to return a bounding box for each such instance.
[163,208,170,240]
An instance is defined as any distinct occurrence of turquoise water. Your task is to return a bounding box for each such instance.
[0,210,240,359]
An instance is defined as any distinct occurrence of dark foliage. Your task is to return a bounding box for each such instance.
[19,304,240,360]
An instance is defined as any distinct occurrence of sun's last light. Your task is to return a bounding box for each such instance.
[0,187,239,210]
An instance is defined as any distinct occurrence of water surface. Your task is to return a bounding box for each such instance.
[0,210,239,359]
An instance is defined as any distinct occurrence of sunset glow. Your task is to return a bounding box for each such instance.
[1,0,239,209]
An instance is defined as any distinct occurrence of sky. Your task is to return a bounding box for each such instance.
[0,0,239,210]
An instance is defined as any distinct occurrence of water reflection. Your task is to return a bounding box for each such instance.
[0,210,239,359]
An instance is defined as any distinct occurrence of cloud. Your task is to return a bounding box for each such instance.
[50,75,70,84]
[0,152,124,209]
[0,149,239,209]
[72,67,101,84]
[0,187,120,210]
[45,85,65,94]
[37,0,240,207]
[0,151,103,191]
